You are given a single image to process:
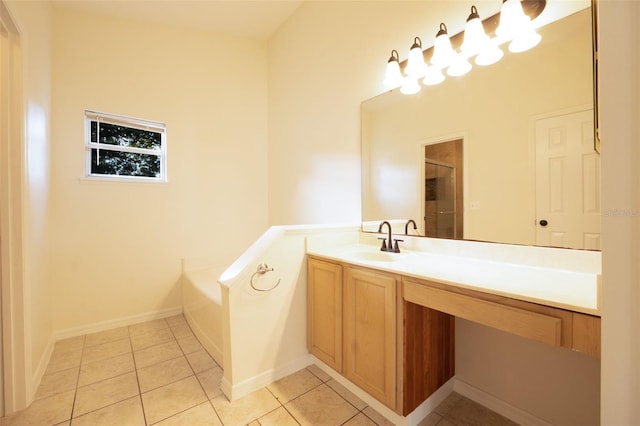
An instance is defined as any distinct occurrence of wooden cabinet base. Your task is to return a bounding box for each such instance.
[403,301,455,415]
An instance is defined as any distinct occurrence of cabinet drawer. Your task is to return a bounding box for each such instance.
[404,280,562,347]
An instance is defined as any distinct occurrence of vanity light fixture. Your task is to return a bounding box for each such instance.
[405,37,428,78]
[383,0,544,95]
[383,49,404,88]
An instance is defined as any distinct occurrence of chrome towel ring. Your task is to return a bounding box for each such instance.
[250,263,281,292]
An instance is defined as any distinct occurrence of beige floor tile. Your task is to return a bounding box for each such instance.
[196,366,223,399]
[73,372,139,417]
[78,352,135,387]
[85,326,130,347]
[185,349,216,373]
[267,368,322,404]
[417,411,445,426]
[445,397,519,426]
[46,347,83,374]
[82,338,132,365]
[134,340,183,369]
[344,413,378,426]
[169,323,194,339]
[154,402,222,426]
[137,356,194,393]
[35,367,79,400]
[141,376,207,424]
[210,387,280,425]
[306,364,331,382]
[257,406,299,426]
[130,327,175,351]
[361,406,395,426]
[1,390,74,426]
[326,379,367,411]
[435,419,456,426]
[71,396,145,426]
[285,383,358,426]
[129,318,169,337]
[165,315,188,327]
[176,335,203,354]
[434,392,462,417]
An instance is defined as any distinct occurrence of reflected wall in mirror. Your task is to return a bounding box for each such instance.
[361,5,599,250]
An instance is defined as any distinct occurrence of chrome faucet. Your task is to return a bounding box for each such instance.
[405,219,417,235]
[377,221,403,253]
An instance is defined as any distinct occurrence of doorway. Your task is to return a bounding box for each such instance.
[534,109,600,249]
[424,160,456,238]
[423,139,464,239]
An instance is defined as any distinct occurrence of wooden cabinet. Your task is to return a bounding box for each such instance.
[572,312,601,357]
[307,255,600,416]
[307,256,454,414]
[343,266,399,409]
[404,276,601,358]
[307,257,343,372]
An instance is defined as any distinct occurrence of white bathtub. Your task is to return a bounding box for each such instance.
[182,266,224,367]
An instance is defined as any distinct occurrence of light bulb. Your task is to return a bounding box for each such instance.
[496,0,529,40]
[509,26,542,53]
[496,0,541,53]
[405,37,428,78]
[447,53,472,77]
[422,66,445,86]
[461,5,504,66]
[400,77,421,95]
[475,39,504,66]
[461,6,487,57]
[431,23,456,69]
[383,50,404,88]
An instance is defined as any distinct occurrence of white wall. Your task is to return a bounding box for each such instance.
[268,1,600,423]
[4,0,53,408]
[599,1,640,424]
[49,7,269,332]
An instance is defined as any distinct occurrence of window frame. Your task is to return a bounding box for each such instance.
[84,110,167,182]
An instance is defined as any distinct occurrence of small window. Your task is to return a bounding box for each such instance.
[85,110,166,181]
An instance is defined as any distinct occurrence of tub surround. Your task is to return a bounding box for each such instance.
[181,257,226,367]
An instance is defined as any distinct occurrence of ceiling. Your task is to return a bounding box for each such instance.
[52,0,304,40]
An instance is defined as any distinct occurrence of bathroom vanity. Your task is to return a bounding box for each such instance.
[306,243,600,416]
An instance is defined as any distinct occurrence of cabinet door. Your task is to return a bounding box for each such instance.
[343,267,397,409]
[307,257,343,372]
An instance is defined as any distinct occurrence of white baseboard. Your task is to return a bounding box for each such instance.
[404,378,455,426]
[454,378,552,426]
[221,354,314,401]
[54,306,183,341]
[309,357,454,426]
[31,336,56,402]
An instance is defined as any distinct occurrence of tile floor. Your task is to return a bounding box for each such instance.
[0,315,517,426]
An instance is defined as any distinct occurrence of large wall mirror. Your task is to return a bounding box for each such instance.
[361,1,599,250]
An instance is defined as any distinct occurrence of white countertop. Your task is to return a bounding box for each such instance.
[307,243,601,316]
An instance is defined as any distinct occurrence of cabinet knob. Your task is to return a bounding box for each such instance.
[539,219,548,227]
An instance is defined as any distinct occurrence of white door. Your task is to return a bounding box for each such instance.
[535,109,601,250]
